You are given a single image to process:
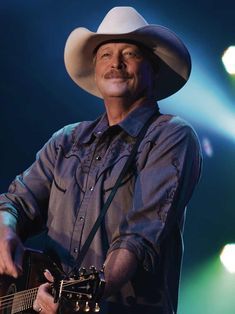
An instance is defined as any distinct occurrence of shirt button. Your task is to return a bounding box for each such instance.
[89,186,94,191]
[95,155,101,161]
[79,216,84,221]
[74,248,79,253]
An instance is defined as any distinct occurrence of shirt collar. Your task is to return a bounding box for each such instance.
[77,114,109,144]
[78,102,159,144]
[119,103,159,137]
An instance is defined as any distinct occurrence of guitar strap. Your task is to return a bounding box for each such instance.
[70,110,160,275]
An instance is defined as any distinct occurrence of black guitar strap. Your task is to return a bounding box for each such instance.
[70,110,160,275]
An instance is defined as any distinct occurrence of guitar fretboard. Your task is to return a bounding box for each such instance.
[0,287,38,313]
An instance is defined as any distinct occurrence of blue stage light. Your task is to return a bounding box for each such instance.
[161,58,235,142]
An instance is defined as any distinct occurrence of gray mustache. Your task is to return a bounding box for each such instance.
[104,70,131,79]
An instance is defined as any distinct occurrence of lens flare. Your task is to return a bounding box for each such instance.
[222,46,235,75]
[220,244,235,273]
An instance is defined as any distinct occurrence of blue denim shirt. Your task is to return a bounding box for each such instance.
[0,104,202,313]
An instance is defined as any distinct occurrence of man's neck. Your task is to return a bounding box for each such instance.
[104,96,155,126]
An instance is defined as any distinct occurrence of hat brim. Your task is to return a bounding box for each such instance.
[64,25,191,100]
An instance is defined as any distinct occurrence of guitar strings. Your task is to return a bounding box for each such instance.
[0,288,38,309]
[0,278,93,311]
[0,288,38,312]
[1,289,92,313]
[0,277,91,301]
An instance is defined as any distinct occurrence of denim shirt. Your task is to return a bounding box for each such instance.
[0,104,202,313]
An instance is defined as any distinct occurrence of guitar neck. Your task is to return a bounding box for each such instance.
[0,286,38,313]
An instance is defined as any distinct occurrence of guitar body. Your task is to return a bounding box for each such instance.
[0,249,105,313]
[0,249,62,314]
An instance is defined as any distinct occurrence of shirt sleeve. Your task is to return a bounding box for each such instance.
[0,128,63,237]
[107,117,202,272]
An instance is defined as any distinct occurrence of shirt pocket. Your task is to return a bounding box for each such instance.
[102,153,136,192]
[53,147,85,193]
[102,139,154,190]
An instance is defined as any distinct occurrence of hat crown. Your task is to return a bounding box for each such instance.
[97,6,148,34]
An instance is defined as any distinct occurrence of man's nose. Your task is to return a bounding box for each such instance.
[111,54,125,69]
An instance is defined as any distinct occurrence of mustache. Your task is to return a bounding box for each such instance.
[104,70,131,79]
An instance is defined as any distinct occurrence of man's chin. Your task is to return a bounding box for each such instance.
[104,92,130,99]
[103,84,131,96]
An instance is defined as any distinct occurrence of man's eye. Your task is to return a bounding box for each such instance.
[124,51,135,57]
[100,52,111,59]
[123,51,141,59]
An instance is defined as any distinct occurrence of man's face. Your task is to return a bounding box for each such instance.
[94,42,155,102]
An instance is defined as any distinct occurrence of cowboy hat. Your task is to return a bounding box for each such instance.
[64,6,191,100]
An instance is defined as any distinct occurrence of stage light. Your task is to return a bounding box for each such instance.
[202,137,213,157]
[161,57,235,142]
[179,256,235,314]
[222,46,235,75]
[220,244,235,273]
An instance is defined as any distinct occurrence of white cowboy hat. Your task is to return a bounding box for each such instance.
[64,6,191,100]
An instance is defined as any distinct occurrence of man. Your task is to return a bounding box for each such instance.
[0,6,201,314]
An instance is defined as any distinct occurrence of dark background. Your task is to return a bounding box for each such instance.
[1,1,235,312]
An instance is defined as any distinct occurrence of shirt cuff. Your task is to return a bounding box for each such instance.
[107,234,158,273]
[0,204,19,221]
[0,203,28,237]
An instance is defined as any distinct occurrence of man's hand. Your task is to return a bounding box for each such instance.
[33,270,59,314]
[103,248,138,298]
[0,212,24,278]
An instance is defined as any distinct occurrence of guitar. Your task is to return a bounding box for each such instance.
[0,249,105,313]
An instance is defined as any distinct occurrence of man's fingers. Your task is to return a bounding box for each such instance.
[0,228,24,278]
[14,243,24,275]
[0,249,19,278]
[44,269,54,283]
[34,283,59,314]
[33,300,42,313]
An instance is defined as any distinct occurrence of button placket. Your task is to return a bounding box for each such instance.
[70,131,106,264]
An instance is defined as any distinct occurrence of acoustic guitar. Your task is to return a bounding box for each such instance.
[0,249,105,313]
